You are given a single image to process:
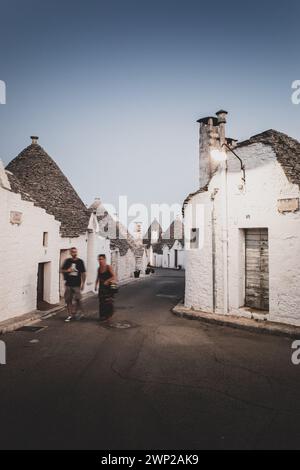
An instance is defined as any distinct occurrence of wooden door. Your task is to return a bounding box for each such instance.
[245,228,269,311]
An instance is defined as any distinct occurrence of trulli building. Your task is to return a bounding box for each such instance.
[183,111,300,326]
[144,218,185,269]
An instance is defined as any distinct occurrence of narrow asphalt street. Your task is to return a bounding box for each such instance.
[0,269,300,450]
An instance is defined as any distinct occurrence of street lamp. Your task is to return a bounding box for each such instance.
[211,143,245,184]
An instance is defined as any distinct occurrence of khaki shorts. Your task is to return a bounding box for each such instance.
[64,286,82,304]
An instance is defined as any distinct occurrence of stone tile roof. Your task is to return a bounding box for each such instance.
[6,141,90,238]
[143,218,163,247]
[148,219,184,253]
[162,219,184,241]
[6,171,36,203]
[89,199,139,257]
[237,129,300,187]
[109,221,137,256]
[152,242,164,254]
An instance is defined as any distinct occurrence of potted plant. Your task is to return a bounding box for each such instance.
[134,269,141,278]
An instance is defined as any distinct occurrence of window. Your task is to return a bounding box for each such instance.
[43,232,48,247]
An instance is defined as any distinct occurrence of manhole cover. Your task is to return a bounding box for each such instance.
[17,325,47,333]
[104,320,137,329]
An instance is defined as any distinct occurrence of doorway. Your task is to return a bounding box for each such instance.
[245,228,269,311]
[174,250,178,268]
[37,263,45,310]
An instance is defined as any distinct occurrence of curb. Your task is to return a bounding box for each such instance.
[0,292,96,335]
[172,302,300,339]
[0,304,65,335]
[0,276,150,335]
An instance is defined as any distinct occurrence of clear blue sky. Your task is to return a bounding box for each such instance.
[1,0,300,220]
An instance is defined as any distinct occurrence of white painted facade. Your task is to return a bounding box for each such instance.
[111,247,136,282]
[146,218,185,270]
[184,116,300,326]
[151,244,185,270]
[161,241,185,269]
[0,163,61,322]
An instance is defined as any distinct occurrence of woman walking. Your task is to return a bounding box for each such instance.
[95,254,117,321]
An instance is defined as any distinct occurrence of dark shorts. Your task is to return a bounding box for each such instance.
[64,286,81,304]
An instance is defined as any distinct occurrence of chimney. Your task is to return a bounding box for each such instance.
[215,110,228,146]
[30,136,39,145]
[197,110,228,188]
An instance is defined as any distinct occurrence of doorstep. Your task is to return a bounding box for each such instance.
[172,301,300,339]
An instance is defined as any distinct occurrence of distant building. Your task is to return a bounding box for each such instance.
[89,198,147,280]
[143,218,185,269]
[183,111,300,326]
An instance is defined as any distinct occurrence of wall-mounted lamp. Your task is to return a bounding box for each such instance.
[211,143,246,184]
[210,148,227,162]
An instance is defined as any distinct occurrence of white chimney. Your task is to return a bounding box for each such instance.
[197,110,228,188]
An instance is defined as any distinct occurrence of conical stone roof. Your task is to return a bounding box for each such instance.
[6,139,90,238]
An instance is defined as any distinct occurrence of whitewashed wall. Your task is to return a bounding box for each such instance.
[161,242,185,269]
[140,247,148,273]
[185,143,300,325]
[152,253,163,267]
[58,234,90,296]
[0,185,61,322]
[112,249,136,282]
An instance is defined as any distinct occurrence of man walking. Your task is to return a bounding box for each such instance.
[61,247,86,322]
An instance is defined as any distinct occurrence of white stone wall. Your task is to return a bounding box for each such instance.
[0,185,61,322]
[153,253,163,267]
[113,249,136,282]
[58,234,90,296]
[185,143,300,325]
[161,242,185,269]
[184,191,215,313]
[140,248,148,274]
[177,245,185,269]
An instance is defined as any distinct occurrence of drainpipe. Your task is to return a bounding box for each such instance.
[216,110,229,315]
[210,189,218,313]
[222,159,229,315]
